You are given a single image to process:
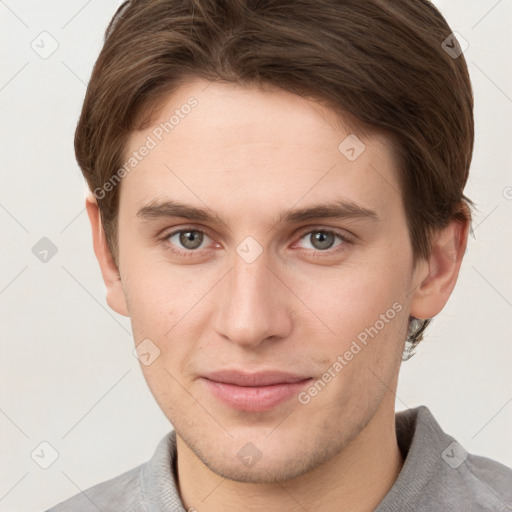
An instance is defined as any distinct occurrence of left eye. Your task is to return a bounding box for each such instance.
[297,230,346,251]
[166,229,212,251]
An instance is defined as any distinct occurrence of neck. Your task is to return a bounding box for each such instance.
[175,399,403,512]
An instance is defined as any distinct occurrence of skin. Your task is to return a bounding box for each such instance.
[86,80,468,511]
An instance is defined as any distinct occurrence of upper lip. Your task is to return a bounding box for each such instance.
[203,370,311,387]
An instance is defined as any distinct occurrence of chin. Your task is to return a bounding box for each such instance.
[200,456,314,484]
[185,429,342,485]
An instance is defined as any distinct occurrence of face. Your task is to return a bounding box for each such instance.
[110,80,426,482]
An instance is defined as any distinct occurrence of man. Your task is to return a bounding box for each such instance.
[46,0,512,510]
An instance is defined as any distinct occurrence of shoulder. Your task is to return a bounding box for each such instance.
[44,463,145,512]
[44,430,180,512]
[468,451,512,493]
[378,406,512,512]
[419,447,512,512]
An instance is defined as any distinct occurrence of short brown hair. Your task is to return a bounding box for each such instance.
[76,0,474,266]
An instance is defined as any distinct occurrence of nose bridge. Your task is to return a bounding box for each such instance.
[213,247,291,347]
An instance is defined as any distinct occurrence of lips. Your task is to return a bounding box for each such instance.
[201,370,312,412]
[205,370,310,387]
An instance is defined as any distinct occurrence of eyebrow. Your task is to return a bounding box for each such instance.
[136,198,380,226]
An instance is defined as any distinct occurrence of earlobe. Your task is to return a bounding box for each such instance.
[85,191,129,317]
[409,216,470,320]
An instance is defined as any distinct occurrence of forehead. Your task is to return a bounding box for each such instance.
[120,80,403,225]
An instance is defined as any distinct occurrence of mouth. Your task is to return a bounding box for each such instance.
[201,370,313,412]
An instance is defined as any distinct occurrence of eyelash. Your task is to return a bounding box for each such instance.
[159,225,353,259]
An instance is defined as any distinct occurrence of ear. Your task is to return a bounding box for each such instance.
[85,191,129,317]
[409,215,470,320]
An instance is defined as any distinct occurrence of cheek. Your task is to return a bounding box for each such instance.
[291,249,411,353]
[122,259,211,374]
[121,262,184,351]
[120,235,190,321]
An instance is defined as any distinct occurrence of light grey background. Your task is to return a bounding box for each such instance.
[1,1,511,510]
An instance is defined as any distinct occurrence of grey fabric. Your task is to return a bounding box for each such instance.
[375,407,512,511]
[45,406,512,511]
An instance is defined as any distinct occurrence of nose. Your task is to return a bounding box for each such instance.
[212,252,293,349]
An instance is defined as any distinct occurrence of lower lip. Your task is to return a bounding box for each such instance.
[202,378,312,412]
